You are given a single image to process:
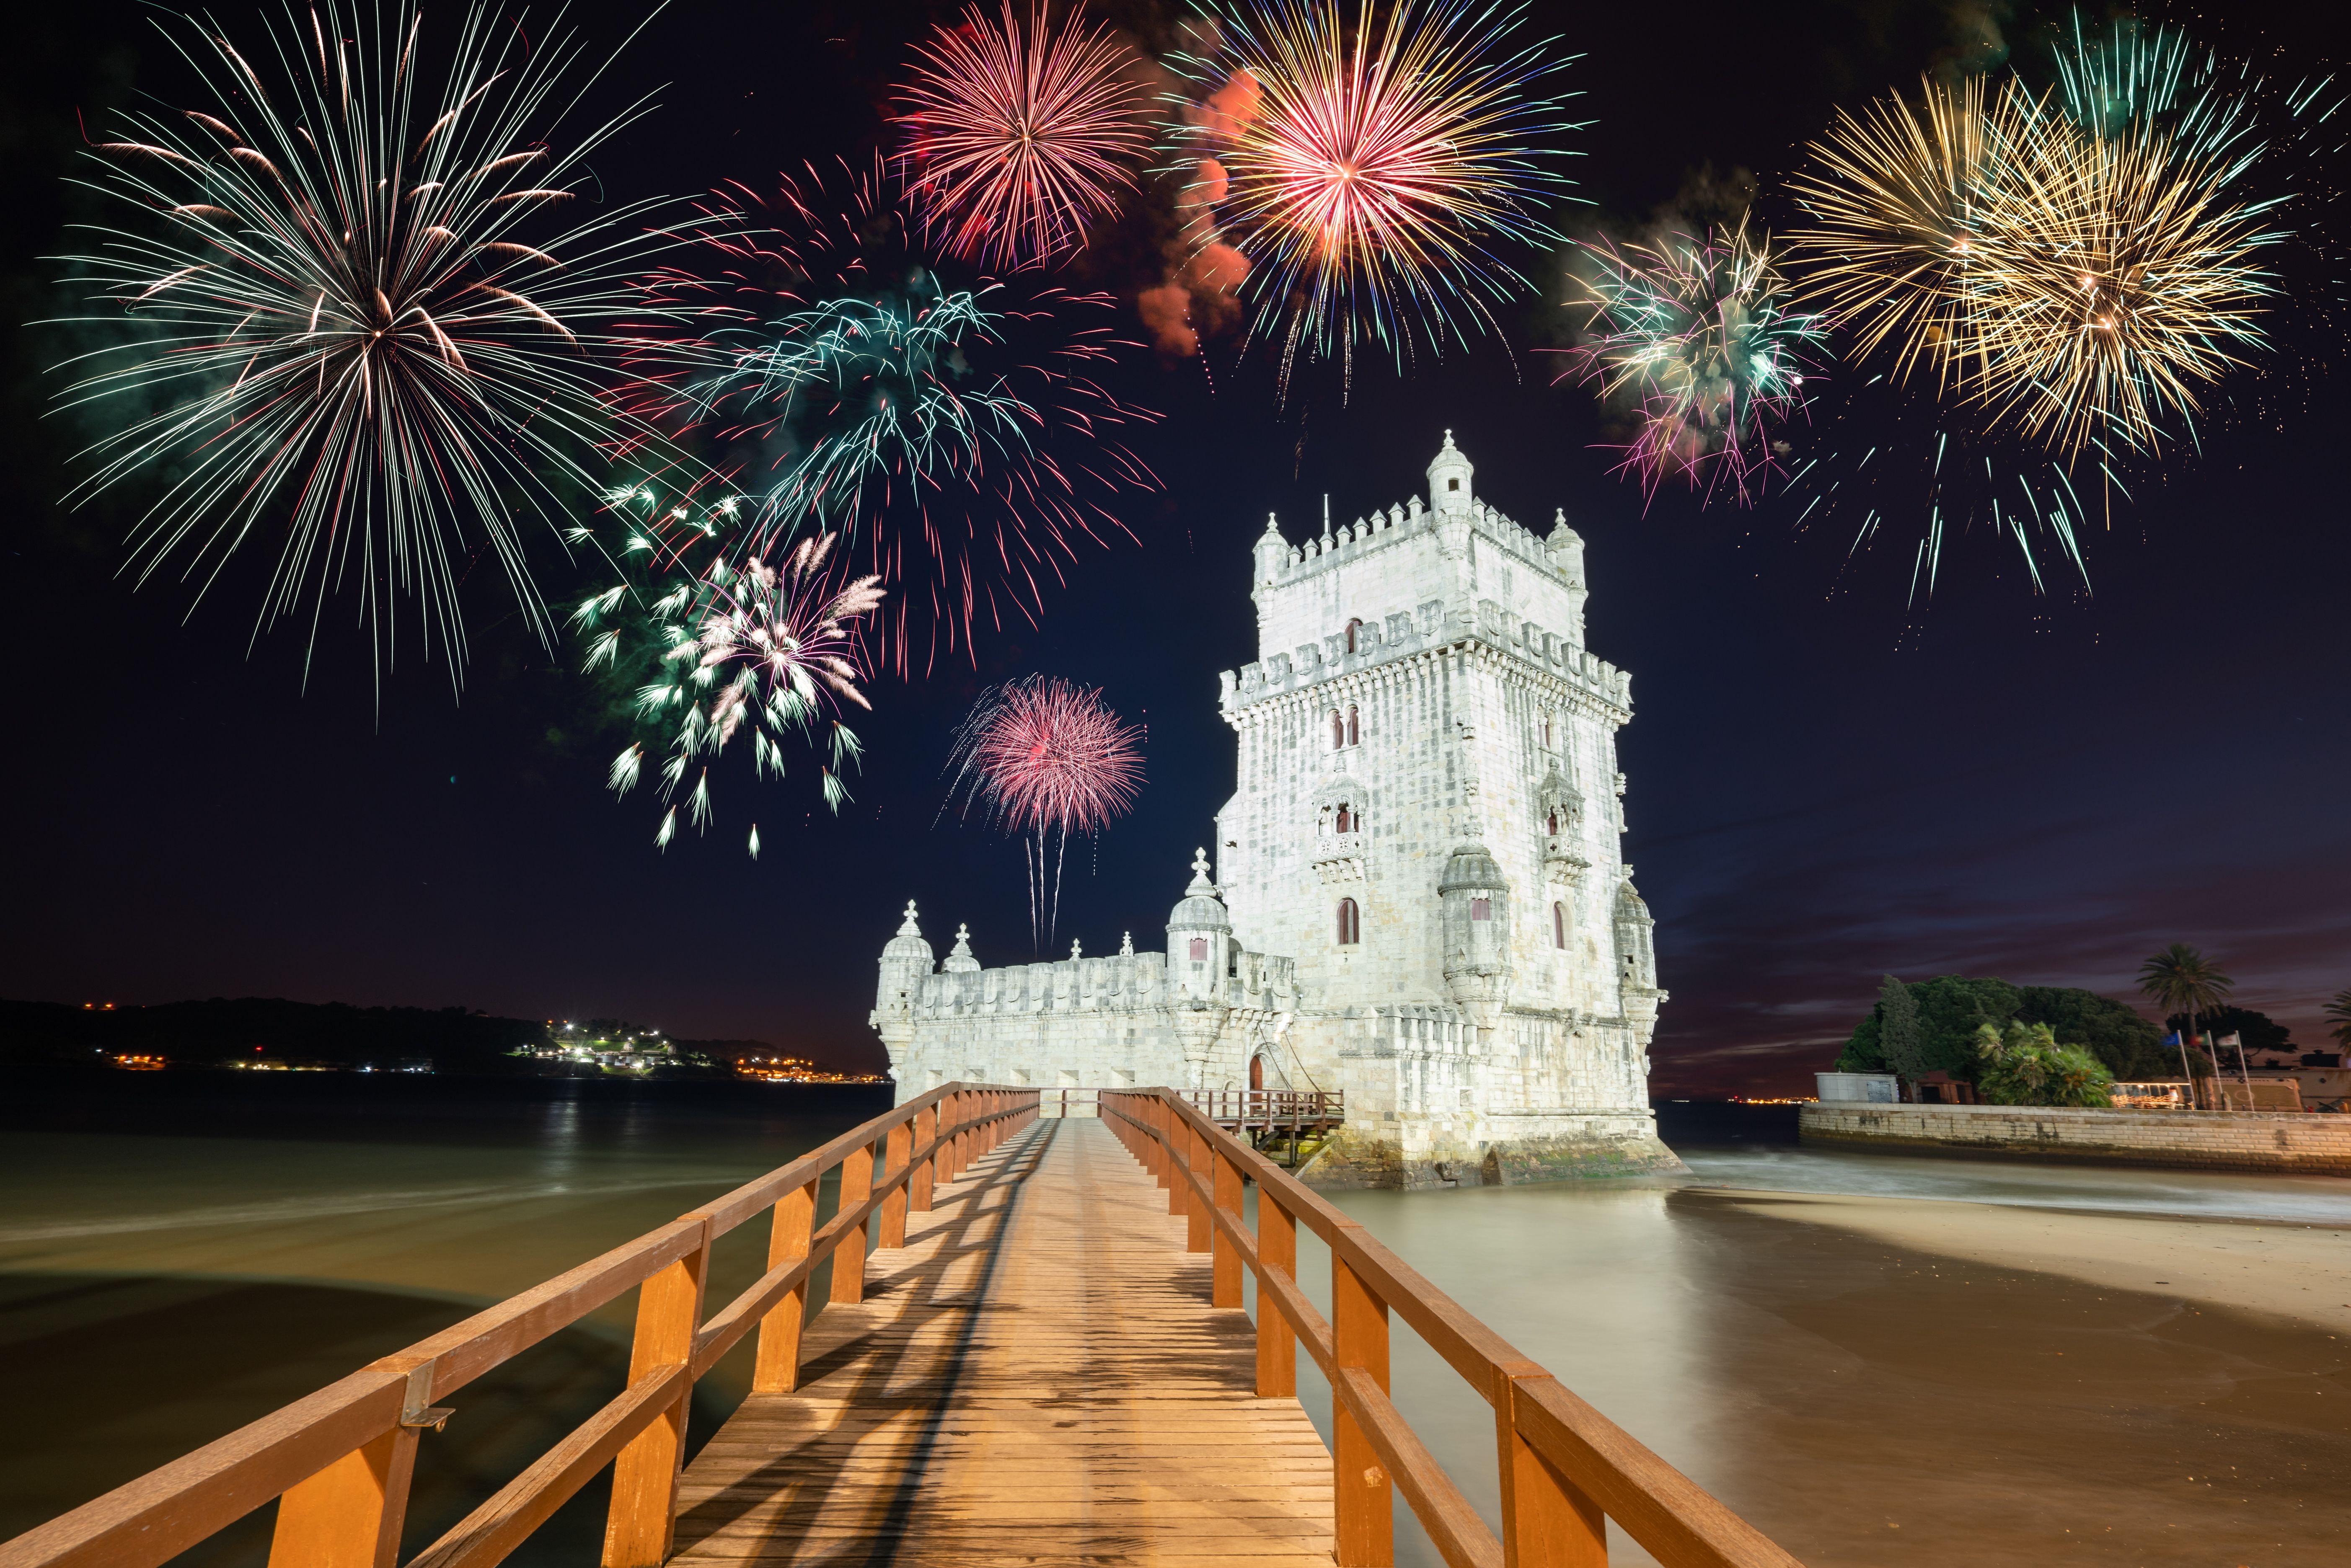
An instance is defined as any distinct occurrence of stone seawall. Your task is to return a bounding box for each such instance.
[1800,1101,2351,1175]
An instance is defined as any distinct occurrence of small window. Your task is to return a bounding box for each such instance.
[1345,617,1362,654]
[1189,938,1208,963]
[1552,902,1566,949]
[1543,719,1553,747]
[1335,803,1353,834]
[1470,897,1491,922]
[1330,711,1344,749]
[1346,705,1360,746]
[1337,898,1360,945]
[1547,811,1559,837]
[1448,478,1461,492]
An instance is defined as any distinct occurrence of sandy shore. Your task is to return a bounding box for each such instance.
[1689,1183,2351,1333]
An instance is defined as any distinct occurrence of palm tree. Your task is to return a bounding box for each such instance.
[2137,944,2235,1108]
[2327,989,2351,1051]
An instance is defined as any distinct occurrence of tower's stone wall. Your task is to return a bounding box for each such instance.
[870,434,1682,1186]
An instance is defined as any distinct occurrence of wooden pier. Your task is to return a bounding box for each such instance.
[0,1085,1799,1568]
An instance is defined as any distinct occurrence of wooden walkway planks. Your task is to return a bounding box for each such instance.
[670,1117,1335,1567]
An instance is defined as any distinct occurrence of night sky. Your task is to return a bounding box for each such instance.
[2,0,2344,1096]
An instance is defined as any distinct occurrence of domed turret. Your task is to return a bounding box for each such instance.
[943,922,981,974]
[870,901,936,1063]
[1438,842,1511,1031]
[1252,511,1289,590]
[1427,430,1474,517]
[1548,507,1589,640]
[1165,848,1233,1080]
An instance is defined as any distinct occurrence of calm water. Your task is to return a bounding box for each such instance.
[4,1081,2346,1566]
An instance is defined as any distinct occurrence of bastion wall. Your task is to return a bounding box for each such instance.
[1800,1101,2351,1175]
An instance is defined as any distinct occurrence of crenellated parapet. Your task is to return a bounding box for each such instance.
[1221,619,1630,720]
[905,946,1298,1020]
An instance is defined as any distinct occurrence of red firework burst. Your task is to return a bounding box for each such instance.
[895,1,1150,267]
[946,675,1144,949]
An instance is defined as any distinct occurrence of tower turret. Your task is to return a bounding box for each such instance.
[1166,847,1233,1083]
[1547,508,1589,640]
[1427,429,1474,517]
[943,922,981,974]
[1438,842,1512,1032]
[869,901,936,1064]
[1252,511,1288,591]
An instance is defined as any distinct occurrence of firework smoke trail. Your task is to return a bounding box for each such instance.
[1559,216,1826,507]
[943,676,1143,951]
[618,159,1158,674]
[47,1,678,688]
[572,482,882,856]
[1164,0,1584,393]
[895,1,1151,268]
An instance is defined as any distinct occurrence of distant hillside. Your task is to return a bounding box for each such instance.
[0,996,548,1072]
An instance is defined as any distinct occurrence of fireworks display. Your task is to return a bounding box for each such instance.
[895,1,1150,267]
[1776,14,2343,596]
[1788,21,2293,461]
[572,482,883,856]
[49,1,670,682]
[1164,0,1583,387]
[619,160,1157,672]
[944,675,1143,950]
[1560,217,1826,506]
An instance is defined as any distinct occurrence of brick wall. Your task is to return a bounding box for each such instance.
[1798,1102,2351,1175]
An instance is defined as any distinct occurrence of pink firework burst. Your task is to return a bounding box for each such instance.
[945,675,1144,949]
[895,1,1151,268]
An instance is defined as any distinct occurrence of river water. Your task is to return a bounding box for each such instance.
[3,1080,2344,1566]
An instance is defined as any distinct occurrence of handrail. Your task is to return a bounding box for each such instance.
[0,1083,1041,1568]
[1099,1088,1801,1568]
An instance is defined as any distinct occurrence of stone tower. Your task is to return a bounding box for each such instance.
[873,431,1679,1187]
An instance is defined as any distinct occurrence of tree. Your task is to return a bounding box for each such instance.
[1877,974,1929,1093]
[2136,944,2235,1108]
[1972,1021,2115,1108]
[2327,990,2351,1051]
[1837,976,2021,1079]
[2013,986,2170,1079]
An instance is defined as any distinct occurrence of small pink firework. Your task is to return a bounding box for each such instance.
[945,675,1143,949]
[895,1,1150,267]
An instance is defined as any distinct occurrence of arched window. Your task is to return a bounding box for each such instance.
[1189,938,1208,963]
[1330,711,1345,750]
[1543,718,1553,748]
[1346,705,1360,746]
[1337,898,1360,945]
[1552,902,1566,949]
[1546,811,1559,837]
[1335,803,1353,834]
[1345,617,1363,654]
[1470,897,1492,922]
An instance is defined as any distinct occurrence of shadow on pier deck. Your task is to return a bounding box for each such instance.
[0,1087,1797,1568]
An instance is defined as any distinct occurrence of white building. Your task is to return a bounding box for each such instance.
[872,434,1681,1187]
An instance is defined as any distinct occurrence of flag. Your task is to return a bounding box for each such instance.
[2218,1032,2242,1048]
[2161,1031,2182,1047]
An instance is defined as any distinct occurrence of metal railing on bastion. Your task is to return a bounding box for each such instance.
[1100,1088,1801,1568]
[0,1083,1040,1568]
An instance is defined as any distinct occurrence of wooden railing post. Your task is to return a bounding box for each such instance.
[601,1215,712,1568]
[752,1178,817,1394]
[1333,1243,1394,1568]
[1256,1191,1297,1397]
[1211,1149,1244,1307]
[879,1118,912,1249]
[1164,1100,1186,1217]
[945,1092,967,1181]
[1184,1118,1212,1254]
[831,1143,876,1305]
[266,1424,419,1568]
[912,1104,937,1213]
[1495,1369,1609,1568]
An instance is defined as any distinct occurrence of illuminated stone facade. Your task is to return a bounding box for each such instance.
[872,434,1681,1187]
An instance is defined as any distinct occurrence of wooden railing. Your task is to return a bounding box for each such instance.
[1100,1088,1801,1568]
[0,1084,1040,1568]
[1182,1089,1345,1126]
